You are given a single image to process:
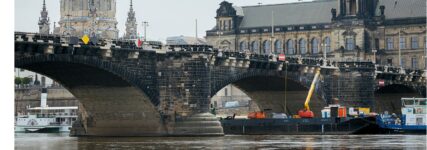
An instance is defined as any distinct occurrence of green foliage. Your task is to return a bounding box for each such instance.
[15,77,22,85]
[21,77,32,85]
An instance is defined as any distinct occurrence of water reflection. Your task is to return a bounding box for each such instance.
[15,133,426,150]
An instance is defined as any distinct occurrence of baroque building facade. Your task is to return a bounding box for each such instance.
[206,0,427,69]
[55,0,119,39]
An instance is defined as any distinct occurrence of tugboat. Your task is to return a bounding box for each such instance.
[15,88,78,133]
[376,98,426,134]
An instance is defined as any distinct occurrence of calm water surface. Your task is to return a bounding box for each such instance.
[15,133,426,150]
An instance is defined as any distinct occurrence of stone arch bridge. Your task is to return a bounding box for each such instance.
[14,33,426,136]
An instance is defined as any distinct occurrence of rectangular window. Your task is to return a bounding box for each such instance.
[375,38,380,50]
[399,37,406,49]
[349,0,357,15]
[412,57,418,69]
[83,0,88,10]
[224,88,228,96]
[411,36,419,49]
[386,37,393,50]
[425,36,427,48]
[346,37,355,50]
[401,58,405,67]
[387,58,393,66]
[107,0,111,10]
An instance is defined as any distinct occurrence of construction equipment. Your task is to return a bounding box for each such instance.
[298,68,321,118]
[248,111,266,119]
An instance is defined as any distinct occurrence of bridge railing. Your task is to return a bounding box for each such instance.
[375,65,426,77]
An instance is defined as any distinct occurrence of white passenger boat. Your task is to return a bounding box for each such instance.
[15,88,78,133]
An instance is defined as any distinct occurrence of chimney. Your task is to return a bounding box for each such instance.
[379,5,385,16]
[41,88,48,108]
[41,76,46,87]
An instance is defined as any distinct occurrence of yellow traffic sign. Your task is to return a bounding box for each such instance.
[82,35,90,45]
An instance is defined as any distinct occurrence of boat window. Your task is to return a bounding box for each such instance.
[403,100,414,106]
[419,100,426,105]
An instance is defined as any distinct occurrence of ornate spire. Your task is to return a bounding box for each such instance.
[38,0,50,34]
[89,0,98,37]
[125,0,138,39]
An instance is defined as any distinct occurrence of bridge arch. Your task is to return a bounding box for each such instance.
[375,83,425,114]
[15,53,167,136]
[211,69,326,117]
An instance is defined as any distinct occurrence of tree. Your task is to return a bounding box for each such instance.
[22,77,32,85]
[15,77,22,85]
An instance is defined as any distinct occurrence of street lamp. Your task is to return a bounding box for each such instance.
[321,42,328,67]
[142,21,149,41]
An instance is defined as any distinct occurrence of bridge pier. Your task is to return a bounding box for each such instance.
[157,53,224,136]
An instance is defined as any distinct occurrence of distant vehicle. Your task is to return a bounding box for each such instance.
[248,111,266,119]
[224,101,239,108]
[272,113,287,119]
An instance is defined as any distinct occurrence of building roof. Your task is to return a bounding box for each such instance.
[239,0,336,28]
[233,6,244,16]
[237,0,426,29]
[166,36,207,45]
[377,0,426,20]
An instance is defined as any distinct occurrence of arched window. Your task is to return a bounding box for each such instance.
[324,37,331,53]
[251,41,259,53]
[286,39,294,55]
[263,40,270,54]
[345,37,355,50]
[220,40,231,51]
[311,38,319,54]
[239,41,247,52]
[274,40,282,54]
[299,39,307,54]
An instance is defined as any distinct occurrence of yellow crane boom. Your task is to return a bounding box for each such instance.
[304,68,321,111]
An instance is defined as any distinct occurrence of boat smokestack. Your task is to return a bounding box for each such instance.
[41,88,47,108]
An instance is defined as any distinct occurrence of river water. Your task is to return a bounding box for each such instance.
[15,133,426,149]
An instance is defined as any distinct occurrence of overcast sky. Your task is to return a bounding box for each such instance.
[15,0,308,42]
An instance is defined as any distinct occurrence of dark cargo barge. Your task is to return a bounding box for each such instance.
[220,117,377,135]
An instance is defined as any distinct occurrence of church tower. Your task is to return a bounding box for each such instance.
[124,0,138,39]
[38,0,50,35]
[57,0,119,39]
